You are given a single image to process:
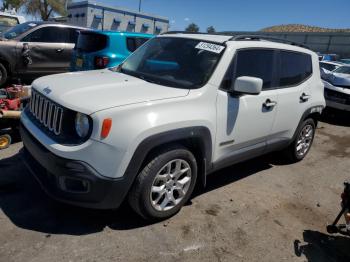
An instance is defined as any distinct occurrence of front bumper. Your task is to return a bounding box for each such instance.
[20,124,131,209]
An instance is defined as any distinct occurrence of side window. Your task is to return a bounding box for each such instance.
[126,37,149,52]
[222,49,275,90]
[279,51,312,87]
[67,28,79,44]
[22,26,66,43]
[126,38,136,52]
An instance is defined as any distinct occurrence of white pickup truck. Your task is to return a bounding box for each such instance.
[0,10,25,33]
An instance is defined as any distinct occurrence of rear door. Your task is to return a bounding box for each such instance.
[215,49,279,165]
[60,27,81,69]
[269,50,313,148]
[16,26,69,80]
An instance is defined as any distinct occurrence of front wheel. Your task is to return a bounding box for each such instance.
[128,146,197,220]
[285,118,316,162]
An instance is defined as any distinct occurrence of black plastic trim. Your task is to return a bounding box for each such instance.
[20,124,130,209]
[290,105,324,144]
[123,126,213,189]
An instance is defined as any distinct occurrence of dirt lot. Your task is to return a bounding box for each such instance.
[0,109,349,262]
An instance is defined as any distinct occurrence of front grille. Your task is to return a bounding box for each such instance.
[29,89,63,135]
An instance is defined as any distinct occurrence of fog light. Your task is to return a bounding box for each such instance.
[59,177,90,193]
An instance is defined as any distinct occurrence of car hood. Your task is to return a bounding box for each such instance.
[321,69,350,88]
[330,73,350,88]
[32,70,190,114]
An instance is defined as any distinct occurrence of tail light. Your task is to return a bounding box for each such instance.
[94,56,109,69]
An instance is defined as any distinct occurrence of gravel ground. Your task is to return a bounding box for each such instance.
[0,109,349,262]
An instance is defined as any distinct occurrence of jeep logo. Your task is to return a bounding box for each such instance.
[43,87,52,95]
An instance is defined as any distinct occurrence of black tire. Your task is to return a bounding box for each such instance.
[0,134,11,150]
[0,63,8,88]
[128,146,197,220]
[285,118,316,162]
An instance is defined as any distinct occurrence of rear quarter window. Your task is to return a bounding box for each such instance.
[279,51,312,87]
[76,32,107,52]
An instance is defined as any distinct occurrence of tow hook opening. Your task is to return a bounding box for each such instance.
[59,177,90,194]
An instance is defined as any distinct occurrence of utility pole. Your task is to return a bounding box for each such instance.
[138,0,142,12]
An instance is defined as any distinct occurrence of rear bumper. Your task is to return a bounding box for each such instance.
[20,124,130,209]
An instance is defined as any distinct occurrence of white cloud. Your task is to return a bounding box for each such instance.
[171,19,176,24]
[184,18,190,22]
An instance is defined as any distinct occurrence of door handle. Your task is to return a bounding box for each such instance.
[263,99,277,108]
[300,93,311,102]
[56,48,64,53]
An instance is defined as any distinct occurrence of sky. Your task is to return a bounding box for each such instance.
[96,0,350,31]
[2,0,350,32]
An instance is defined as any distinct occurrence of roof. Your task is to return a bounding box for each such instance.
[81,30,154,37]
[24,21,87,30]
[159,32,311,52]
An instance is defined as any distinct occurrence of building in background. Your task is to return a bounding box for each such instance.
[67,1,169,34]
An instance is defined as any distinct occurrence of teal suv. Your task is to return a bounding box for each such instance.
[70,30,153,71]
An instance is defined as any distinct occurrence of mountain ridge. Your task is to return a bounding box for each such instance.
[261,24,350,33]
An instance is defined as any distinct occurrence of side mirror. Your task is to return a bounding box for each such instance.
[230,76,263,95]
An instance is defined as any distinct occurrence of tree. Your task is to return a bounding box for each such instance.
[1,0,24,12]
[24,0,67,21]
[207,26,216,34]
[185,23,199,33]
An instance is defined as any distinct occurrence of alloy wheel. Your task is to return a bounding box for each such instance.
[296,124,314,157]
[150,159,192,211]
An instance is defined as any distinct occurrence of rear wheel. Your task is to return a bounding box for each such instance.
[285,118,316,162]
[128,146,197,220]
[0,134,11,150]
[0,63,8,88]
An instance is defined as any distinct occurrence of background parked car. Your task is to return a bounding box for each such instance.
[70,30,153,71]
[0,21,85,87]
[0,10,25,34]
[340,58,350,64]
[319,61,344,73]
[318,54,339,61]
[322,65,350,111]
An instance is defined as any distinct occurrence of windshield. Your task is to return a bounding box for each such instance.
[3,22,38,39]
[333,66,350,75]
[117,37,225,89]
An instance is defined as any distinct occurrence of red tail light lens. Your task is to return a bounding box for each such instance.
[94,56,109,69]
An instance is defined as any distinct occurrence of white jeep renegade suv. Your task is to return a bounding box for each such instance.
[20,33,325,220]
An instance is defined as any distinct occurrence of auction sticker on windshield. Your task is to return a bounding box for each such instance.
[195,42,225,54]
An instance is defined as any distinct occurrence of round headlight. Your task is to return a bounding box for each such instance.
[75,113,90,138]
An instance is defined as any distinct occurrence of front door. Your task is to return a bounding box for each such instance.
[15,26,71,82]
[214,49,279,167]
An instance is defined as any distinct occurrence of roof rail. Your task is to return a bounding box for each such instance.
[160,31,224,36]
[229,35,309,49]
[160,32,309,49]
